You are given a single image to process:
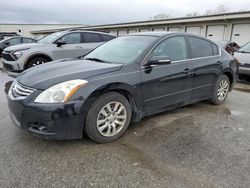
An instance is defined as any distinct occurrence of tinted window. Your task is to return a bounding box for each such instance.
[101,34,115,41]
[61,33,81,44]
[8,38,21,45]
[23,38,36,43]
[188,37,213,58]
[84,33,102,43]
[152,36,187,61]
[211,43,219,55]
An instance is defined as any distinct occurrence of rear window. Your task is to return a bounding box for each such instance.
[23,38,36,43]
[188,37,213,58]
[101,34,115,42]
[211,43,219,55]
[84,33,102,43]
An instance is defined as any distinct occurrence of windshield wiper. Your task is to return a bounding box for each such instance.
[84,57,106,62]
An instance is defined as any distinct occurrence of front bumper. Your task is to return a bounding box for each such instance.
[7,96,85,140]
[1,57,21,72]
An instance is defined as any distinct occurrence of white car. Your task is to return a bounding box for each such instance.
[234,42,250,76]
[1,30,115,76]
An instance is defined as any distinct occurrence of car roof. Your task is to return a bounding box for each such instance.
[63,30,116,37]
[127,31,175,37]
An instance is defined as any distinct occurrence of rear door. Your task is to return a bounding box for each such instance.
[141,36,193,115]
[52,32,83,59]
[81,32,104,55]
[187,36,222,103]
[22,38,36,44]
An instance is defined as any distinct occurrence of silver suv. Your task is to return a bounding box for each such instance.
[1,30,115,75]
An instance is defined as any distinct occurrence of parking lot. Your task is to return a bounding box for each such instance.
[0,64,249,188]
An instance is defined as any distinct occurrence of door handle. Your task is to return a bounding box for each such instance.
[217,61,222,65]
[183,68,190,74]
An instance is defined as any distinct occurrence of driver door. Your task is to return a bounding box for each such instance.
[141,36,193,115]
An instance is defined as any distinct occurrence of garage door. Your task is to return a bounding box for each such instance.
[109,30,117,36]
[153,28,165,31]
[231,24,250,46]
[206,25,225,42]
[128,29,138,34]
[168,27,181,32]
[186,26,201,35]
[118,30,127,36]
[140,28,150,32]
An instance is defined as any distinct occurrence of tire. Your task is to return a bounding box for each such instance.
[26,57,48,69]
[210,75,230,105]
[85,92,132,143]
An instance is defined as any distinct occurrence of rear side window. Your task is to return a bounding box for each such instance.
[61,33,81,44]
[211,43,219,55]
[101,34,115,41]
[84,33,102,43]
[8,38,21,45]
[152,36,188,61]
[188,37,213,58]
[23,38,36,43]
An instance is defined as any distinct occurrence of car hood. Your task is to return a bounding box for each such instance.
[4,43,46,52]
[234,52,250,64]
[16,59,123,90]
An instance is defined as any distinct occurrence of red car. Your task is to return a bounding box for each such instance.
[218,41,240,54]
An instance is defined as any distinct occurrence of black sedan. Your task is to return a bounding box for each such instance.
[6,32,238,143]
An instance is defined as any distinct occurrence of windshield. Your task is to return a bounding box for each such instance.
[38,32,65,44]
[84,36,157,64]
[238,42,250,53]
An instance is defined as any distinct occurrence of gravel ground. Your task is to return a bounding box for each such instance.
[0,68,250,188]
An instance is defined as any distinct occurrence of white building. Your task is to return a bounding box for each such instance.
[0,24,85,38]
[31,11,250,46]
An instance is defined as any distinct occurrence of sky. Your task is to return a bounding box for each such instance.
[0,0,250,25]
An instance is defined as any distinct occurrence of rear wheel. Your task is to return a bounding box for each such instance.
[26,57,48,69]
[210,75,230,105]
[85,92,132,143]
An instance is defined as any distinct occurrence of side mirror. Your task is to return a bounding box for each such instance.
[56,39,66,47]
[147,56,171,65]
[4,42,10,46]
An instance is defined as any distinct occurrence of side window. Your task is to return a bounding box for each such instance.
[8,38,21,45]
[101,34,115,42]
[23,38,36,43]
[84,33,102,43]
[211,43,219,55]
[151,36,188,61]
[188,37,213,58]
[61,33,81,44]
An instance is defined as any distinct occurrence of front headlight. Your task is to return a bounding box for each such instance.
[34,79,88,103]
[12,51,22,60]
[11,48,30,60]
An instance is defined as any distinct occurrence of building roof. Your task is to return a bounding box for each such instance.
[31,11,250,34]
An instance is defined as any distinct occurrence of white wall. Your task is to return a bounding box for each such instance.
[0,24,84,37]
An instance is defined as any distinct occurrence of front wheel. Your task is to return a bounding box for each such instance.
[210,75,230,105]
[85,92,132,143]
[26,57,48,69]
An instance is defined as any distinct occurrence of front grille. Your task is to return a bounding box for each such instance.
[2,52,15,61]
[9,81,35,100]
[3,63,14,71]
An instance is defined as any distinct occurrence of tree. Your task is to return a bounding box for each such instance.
[150,13,171,20]
[204,5,230,15]
[186,12,200,17]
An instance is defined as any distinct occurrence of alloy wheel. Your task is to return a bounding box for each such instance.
[96,101,127,137]
[217,79,229,101]
[32,60,45,67]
